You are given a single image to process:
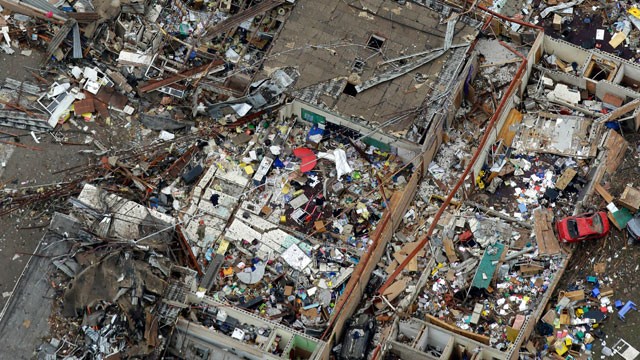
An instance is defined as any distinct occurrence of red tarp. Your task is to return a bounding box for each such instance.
[293,147,317,173]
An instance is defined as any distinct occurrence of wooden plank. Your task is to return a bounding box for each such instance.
[558,289,584,301]
[595,183,614,203]
[520,264,544,275]
[443,237,459,263]
[619,185,640,212]
[608,211,622,230]
[382,278,408,301]
[603,130,628,174]
[138,60,225,93]
[555,168,576,190]
[596,97,640,124]
[426,315,490,345]
[533,208,561,255]
[67,12,100,22]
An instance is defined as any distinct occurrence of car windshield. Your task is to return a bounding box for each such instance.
[588,213,603,233]
[567,219,579,238]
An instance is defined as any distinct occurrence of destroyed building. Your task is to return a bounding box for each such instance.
[362,8,640,360]
[0,1,639,360]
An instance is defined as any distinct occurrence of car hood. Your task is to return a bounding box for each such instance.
[628,217,640,238]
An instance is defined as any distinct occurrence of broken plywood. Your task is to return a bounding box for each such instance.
[443,237,459,263]
[603,130,628,175]
[555,168,576,191]
[496,108,523,148]
[514,115,595,158]
[533,208,561,255]
[619,185,640,212]
[595,183,615,203]
[382,278,408,302]
[392,242,424,272]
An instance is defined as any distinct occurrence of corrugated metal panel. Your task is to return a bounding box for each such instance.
[21,0,66,16]
[72,22,82,59]
[43,19,75,64]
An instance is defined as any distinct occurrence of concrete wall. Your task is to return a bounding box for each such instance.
[613,64,626,84]
[325,163,423,353]
[619,63,640,90]
[520,32,545,96]
[387,319,507,360]
[322,84,455,351]
[542,35,640,104]
[595,80,639,102]
[543,35,590,68]
[169,292,326,360]
[471,32,544,180]
[276,66,457,358]
[538,67,587,88]
[504,254,572,360]
[280,100,421,162]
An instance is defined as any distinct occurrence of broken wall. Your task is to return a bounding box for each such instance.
[326,168,423,350]
[472,32,543,179]
[472,88,517,179]
[538,68,587,88]
[543,35,590,67]
[280,100,421,162]
[446,53,480,131]
[617,63,640,89]
[504,254,573,360]
[594,80,640,103]
[521,31,545,96]
[543,35,640,103]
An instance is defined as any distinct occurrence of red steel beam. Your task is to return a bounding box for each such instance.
[377,39,528,296]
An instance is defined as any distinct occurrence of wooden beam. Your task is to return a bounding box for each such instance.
[137,60,225,93]
[426,315,490,345]
[594,183,614,203]
[596,97,640,123]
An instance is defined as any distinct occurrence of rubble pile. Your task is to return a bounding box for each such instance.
[0,0,415,354]
[445,0,640,62]
[34,190,183,359]
[176,112,410,334]
[349,28,640,358]
[2,0,640,359]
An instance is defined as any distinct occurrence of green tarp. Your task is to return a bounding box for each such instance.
[472,242,506,289]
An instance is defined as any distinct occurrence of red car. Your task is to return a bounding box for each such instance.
[556,212,610,243]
